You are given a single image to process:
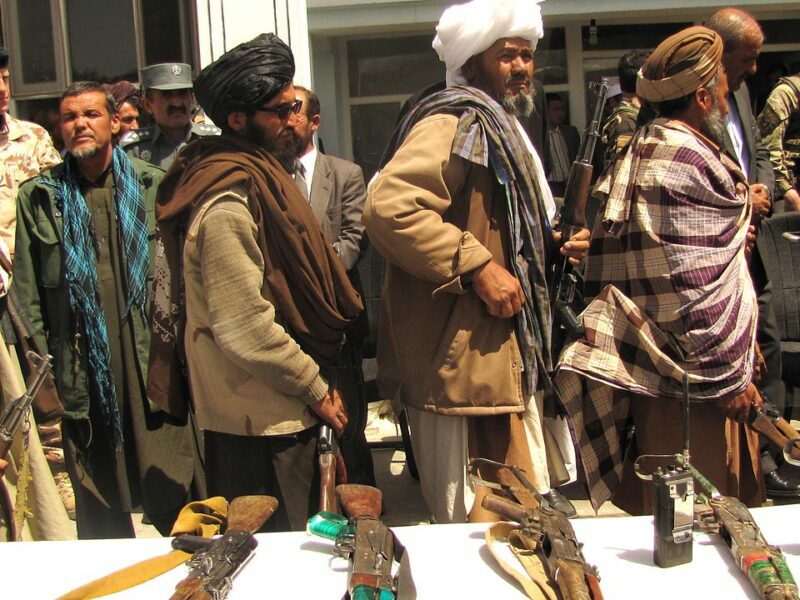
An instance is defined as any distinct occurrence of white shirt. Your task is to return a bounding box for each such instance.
[298,146,318,201]
[725,94,750,175]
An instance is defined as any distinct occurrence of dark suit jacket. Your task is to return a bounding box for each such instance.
[308,152,367,271]
[722,84,775,194]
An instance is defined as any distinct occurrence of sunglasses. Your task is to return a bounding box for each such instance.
[254,99,303,120]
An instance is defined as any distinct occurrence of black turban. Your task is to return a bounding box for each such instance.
[194,33,295,127]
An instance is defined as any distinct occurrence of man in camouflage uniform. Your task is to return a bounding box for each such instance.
[757,74,800,211]
[0,49,61,256]
[0,46,74,538]
[121,63,219,170]
[601,49,650,169]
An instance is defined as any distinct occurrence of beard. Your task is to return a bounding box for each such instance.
[243,117,297,173]
[702,101,727,147]
[472,64,535,119]
[72,142,99,159]
[502,88,534,119]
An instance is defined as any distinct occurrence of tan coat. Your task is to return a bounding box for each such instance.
[364,114,527,416]
[183,189,325,436]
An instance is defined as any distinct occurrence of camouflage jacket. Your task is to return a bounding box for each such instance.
[601,98,640,169]
[0,114,61,258]
[756,75,800,197]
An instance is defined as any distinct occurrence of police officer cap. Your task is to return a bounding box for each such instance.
[141,63,193,91]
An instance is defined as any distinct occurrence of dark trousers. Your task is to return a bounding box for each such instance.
[337,340,376,487]
[62,418,135,539]
[204,426,319,532]
[751,251,786,473]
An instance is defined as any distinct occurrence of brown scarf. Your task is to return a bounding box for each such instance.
[147,134,362,418]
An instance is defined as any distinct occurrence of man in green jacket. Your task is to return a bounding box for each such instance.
[13,81,202,539]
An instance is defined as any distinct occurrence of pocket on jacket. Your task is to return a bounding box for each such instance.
[36,224,62,288]
[431,293,479,370]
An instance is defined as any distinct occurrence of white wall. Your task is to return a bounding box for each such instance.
[194,0,312,87]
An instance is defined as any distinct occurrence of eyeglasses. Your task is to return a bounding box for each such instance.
[254,99,303,120]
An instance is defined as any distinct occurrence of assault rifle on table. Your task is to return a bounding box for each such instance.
[550,78,609,352]
[170,495,279,600]
[689,463,799,600]
[469,458,604,600]
[0,350,51,459]
[307,483,415,599]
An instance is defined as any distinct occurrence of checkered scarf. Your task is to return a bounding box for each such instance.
[381,85,554,394]
[554,119,756,510]
[39,145,149,447]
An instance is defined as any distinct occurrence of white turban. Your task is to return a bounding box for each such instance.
[432,0,544,87]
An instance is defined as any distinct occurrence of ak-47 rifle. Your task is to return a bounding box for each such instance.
[690,464,799,600]
[469,458,603,600]
[550,79,609,350]
[307,483,414,599]
[170,495,279,600]
[0,350,51,460]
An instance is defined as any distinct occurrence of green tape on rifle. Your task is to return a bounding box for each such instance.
[351,584,395,600]
[307,511,348,540]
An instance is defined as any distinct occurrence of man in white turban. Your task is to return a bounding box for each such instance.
[364,0,589,523]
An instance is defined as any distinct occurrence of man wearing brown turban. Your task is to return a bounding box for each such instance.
[553,26,765,515]
[147,33,362,531]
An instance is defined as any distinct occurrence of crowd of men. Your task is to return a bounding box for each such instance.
[0,0,799,543]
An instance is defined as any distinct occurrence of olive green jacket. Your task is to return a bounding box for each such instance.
[12,157,161,419]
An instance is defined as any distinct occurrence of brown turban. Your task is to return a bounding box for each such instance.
[102,81,140,110]
[637,26,723,103]
[193,33,294,127]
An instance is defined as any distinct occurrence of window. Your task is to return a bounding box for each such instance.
[67,0,138,82]
[6,0,196,99]
[6,0,68,96]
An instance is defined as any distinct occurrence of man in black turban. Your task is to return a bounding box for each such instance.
[148,33,362,531]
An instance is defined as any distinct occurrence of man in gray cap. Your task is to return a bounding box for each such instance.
[121,62,219,169]
[148,33,362,531]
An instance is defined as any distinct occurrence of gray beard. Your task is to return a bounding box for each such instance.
[502,90,534,119]
[72,143,99,159]
[703,104,727,147]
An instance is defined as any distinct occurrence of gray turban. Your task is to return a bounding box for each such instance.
[194,33,295,126]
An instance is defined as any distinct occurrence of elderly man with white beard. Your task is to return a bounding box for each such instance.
[363,0,589,523]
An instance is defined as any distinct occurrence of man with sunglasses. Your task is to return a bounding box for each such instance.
[148,34,362,532]
[121,62,219,170]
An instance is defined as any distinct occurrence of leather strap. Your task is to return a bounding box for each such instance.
[485,522,559,600]
[56,497,229,600]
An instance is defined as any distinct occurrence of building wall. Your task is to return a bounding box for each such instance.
[307,1,800,174]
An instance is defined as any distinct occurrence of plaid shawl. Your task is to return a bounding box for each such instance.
[555,119,757,510]
[38,146,149,447]
[381,85,554,394]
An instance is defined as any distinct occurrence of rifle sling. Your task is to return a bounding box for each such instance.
[485,521,559,600]
[56,496,229,600]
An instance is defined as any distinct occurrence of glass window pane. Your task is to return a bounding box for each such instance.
[535,28,567,86]
[581,22,692,51]
[17,0,58,84]
[351,102,401,181]
[348,36,442,97]
[66,0,138,81]
[142,0,191,65]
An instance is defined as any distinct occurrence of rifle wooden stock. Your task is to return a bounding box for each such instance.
[337,483,382,519]
[555,559,593,600]
[318,425,340,513]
